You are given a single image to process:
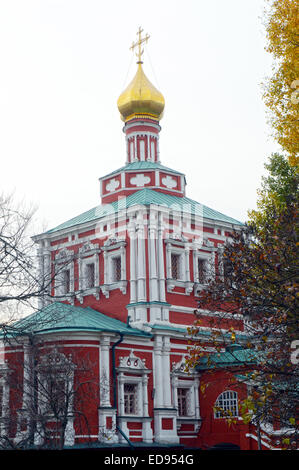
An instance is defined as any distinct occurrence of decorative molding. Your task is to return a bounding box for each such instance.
[130,174,151,187]
[106,178,120,192]
[118,350,148,371]
[162,175,177,189]
[102,236,126,250]
[78,241,100,256]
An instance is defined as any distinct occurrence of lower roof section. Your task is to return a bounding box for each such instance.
[6,302,152,339]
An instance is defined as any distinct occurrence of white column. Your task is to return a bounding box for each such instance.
[103,252,108,284]
[136,212,146,302]
[185,246,190,282]
[118,373,125,415]
[134,136,138,161]
[128,220,137,304]
[194,378,200,419]
[157,214,166,302]
[100,336,111,407]
[171,375,178,410]
[153,336,164,408]
[162,337,172,408]
[149,216,159,302]
[147,134,150,161]
[142,375,149,416]
[120,245,126,280]
[166,242,172,279]
[37,244,44,309]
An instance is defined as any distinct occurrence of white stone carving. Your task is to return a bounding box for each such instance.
[106,178,120,192]
[172,356,188,374]
[130,174,151,187]
[79,241,99,255]
[118,350,147,370]
[162,175,177,189]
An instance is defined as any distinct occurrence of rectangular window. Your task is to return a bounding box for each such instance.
[112,256,122,282]
[62,269,70,294]
[85,263,95,288]
[177,388,189,416]
[124,383,138,415]
[171,253,181,280]
[197,258,206,283]
[47,377,66,415]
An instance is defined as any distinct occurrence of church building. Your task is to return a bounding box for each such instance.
[0,30,282,450]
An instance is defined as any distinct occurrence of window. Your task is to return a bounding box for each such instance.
[85,263,95,289]
[112,256,122,283]
[62,269,70,294]
[46,376,66,416]
[214,391,238,418]
[177,388,190,417]
[124,383,138,415]
[197,258,206,284]
[171,253,181,280]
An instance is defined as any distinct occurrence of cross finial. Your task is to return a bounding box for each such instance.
[130,27,150,64]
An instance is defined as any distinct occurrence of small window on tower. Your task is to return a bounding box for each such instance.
[124,383,138,415]
[171,253,181,280]
[85,263,95,289]
[112,256,122,283]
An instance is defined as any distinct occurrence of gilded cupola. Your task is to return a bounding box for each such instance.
[117,28,165,123]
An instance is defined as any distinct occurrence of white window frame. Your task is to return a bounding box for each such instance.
[54,249,75,299]
[171,358,200,422]
[174,379,196,418]
[214,390,239,419]
[166,241,193,295]
[78,242,100,301]
[101,239,127,297]
[36,349,75,419]
[117,351,150,418]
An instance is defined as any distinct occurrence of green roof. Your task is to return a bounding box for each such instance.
[46,188,243,234]
[197,346,257,370]
[101,161,185,178]
[7,302,151,338]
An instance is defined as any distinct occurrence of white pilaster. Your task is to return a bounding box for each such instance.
[162,336,172,408]
[99,336,111,407]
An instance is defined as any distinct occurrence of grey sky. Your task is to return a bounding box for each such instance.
[0,0,278,232]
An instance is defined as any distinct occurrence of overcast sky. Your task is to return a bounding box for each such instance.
[0,0,279,233]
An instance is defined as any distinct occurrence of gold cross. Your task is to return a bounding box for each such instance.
[130,27,150,64]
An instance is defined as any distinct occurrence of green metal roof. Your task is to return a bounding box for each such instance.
[8,302,151,338]
[46,188,243,234]
[197,346,257,370]
[100,161,185,178]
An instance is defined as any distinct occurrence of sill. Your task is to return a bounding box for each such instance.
[166,279,193,295]
[76,287,101,303]
[101,280,127,298]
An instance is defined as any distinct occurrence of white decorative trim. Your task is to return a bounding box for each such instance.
[130,174,151,187]
[117,350,152,442]
[162,175,177,189]
[106,178,120,192]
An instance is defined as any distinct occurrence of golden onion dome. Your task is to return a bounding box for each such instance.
[117,63,165,122]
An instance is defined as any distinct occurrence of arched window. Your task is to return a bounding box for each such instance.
[214,390,238,418]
